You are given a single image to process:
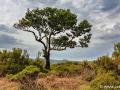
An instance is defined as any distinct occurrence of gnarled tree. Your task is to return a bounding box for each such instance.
[14,7,92,69]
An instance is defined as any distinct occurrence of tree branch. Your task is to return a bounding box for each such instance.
[23,29,47,49]
[48,33,52,52]
[50,46,66,51]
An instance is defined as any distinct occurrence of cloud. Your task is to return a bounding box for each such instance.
[101,0,119,11]
[27,0,58,5]
[99,34,120,41]
[0,34,21,48]
[0,0,120,60]
[95,23,120,44]
[0,24,18,34]
[0,33,43,58]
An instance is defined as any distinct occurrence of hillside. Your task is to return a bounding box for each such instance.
[0,43,120,90]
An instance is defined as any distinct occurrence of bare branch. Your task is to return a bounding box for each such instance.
[23,29,38,41]
[23,29,47,49]
[50,46,66,51]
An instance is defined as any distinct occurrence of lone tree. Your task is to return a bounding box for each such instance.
[14,7,92,69]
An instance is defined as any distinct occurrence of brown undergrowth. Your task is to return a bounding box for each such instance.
[0,78,19,90]
[37,75,88,90]
[0,75,90,90]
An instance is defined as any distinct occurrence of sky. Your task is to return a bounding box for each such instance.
[0,0,120,61]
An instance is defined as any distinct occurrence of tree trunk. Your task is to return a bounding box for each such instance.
[44,51,50,70]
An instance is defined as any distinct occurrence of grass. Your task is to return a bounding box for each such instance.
[0,78,19,90]
[78,85,91,90]
[0,75,91,90]
[33,75,90,90]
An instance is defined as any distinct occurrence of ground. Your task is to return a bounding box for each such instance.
[0,76,91,90]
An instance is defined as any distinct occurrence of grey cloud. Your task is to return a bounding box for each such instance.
[54,1,91,21]
[98,23,120,41]
[101,0,120,11]
[99,34,120,41]
[0,34,21,48]
[114,23,120,30]
[0,34,39,50]
[0,24,18,34]
[55,1,77,12]
[0,0,120,60]
[27,0,58,6]
[0,34,42,58]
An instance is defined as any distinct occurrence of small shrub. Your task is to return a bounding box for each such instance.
[5,74,14,79]
[79,61,96,81]
[19,77,46,90]
[83,69,95,81]
[94,56,117,71]
[32,59,44,71]
[0,64,7,76]
[0,48,33,76]
[11,65,40,81]
[51,61,82,76]
[90,71,120,90]
[38,72,47,78]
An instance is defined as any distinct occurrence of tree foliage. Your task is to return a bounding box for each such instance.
[14,7,92,49]
[14,7,92,69]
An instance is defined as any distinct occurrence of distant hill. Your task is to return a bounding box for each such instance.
[50,59,67,64]
[39,58,80,64]
[50,59,80,64]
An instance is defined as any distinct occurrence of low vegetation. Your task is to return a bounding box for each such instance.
[0,43,120,90]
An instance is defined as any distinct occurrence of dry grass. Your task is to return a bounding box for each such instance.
[37,75,89,90]
[0,75,91,90]
[0,78,19,90]
[18,77,46,90]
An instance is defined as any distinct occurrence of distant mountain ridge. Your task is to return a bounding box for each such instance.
[39,58,80,64]
[50,59,67,64]
[50,59,80,64]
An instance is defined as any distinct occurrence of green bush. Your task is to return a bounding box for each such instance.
[0,48,32,76]
[90,71,120,90]
[0,64,7,76]
[94,56,117,71]
[5,74,14,79]
[50,61,82,76]
[11,65,40,80]
[0,48,46,77]
[32,59,44,72]
[83,69,95,81]
[79,61,96,81]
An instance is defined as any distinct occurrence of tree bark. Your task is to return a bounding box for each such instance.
[44,50,50,70]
